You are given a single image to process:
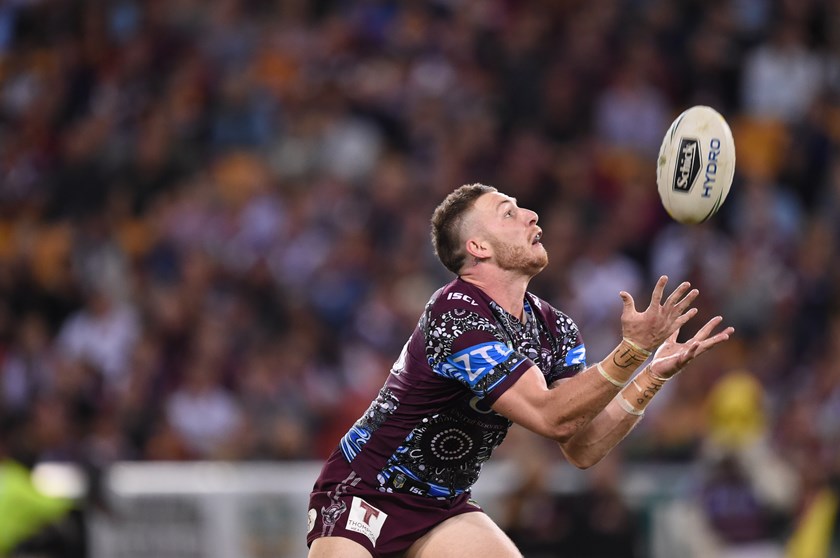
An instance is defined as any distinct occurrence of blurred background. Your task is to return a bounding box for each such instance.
[0,0,839,556]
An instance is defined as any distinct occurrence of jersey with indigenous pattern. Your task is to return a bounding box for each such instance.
[340,278,585,498]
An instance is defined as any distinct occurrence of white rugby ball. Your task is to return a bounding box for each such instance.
[656,105,735,224]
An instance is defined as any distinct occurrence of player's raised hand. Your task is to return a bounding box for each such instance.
[647,316,735,381]
[619,276,699,352]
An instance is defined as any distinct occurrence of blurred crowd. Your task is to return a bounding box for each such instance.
[1,0,840,553]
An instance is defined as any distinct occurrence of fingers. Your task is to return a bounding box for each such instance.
[694,316,724,340]
[649,275,668,306]
[664,281,693,306]
[674,307,699,329]
[701,327,734,349]
[652,277,698,318]
[668,328,680,343]
[673,288,700,312]
[694,324,735,355]
[619,291,635,312]
[654,323,734,375]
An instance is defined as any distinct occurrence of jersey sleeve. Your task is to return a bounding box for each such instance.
[425,307,532,403]
[546,308,586,384]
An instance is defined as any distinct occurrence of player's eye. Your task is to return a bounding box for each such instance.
[505,209,514,217]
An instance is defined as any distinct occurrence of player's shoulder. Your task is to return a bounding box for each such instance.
[428,278,492,316]
[526,293,580,335]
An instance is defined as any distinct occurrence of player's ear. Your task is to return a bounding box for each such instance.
[465,236,491,260]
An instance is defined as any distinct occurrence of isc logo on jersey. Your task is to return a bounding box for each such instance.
[438,342,514,387]
[447,292,478,305]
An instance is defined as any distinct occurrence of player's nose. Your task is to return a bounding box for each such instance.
[524,208,538,225]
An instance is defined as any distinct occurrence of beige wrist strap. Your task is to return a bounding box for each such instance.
[617,395,645,416]
[596,362,627,388]
[597,338,650,389]
[622,337,652,356]
[647,367,671,383]
[620,366,667,413]
[612,338,651,370]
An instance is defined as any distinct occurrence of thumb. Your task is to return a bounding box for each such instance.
[619,291,635,312]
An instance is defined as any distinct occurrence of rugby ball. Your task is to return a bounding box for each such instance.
[656,105,735,224]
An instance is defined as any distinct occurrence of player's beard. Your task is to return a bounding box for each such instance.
[491,238,548,277]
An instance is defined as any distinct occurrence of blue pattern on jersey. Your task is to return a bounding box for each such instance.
[339,386,400,462]
[565,344,586,366]
[435,341,514,387]
[340,425,370,461]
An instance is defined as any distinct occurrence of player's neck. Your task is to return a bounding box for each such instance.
[460,268,530,322]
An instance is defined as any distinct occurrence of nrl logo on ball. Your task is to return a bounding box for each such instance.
[672,138,700,193]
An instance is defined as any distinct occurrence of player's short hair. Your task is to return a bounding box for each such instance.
[431,183,497,274]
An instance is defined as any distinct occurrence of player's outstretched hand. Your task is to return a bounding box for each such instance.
[619,275,699,352]
[647,316,735,381]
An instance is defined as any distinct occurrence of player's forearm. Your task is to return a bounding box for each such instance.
[560,366,666,469]
[541,338,652,441]
[558,397,643,469]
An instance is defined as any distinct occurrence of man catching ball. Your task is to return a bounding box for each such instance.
[307,183,734,558]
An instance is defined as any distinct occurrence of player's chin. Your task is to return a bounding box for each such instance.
[528,251,549,275]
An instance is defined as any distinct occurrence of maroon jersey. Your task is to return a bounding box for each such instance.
[337,278,585,498]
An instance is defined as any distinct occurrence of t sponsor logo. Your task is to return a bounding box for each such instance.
[346,497,388,546]
[672,138,701,193]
